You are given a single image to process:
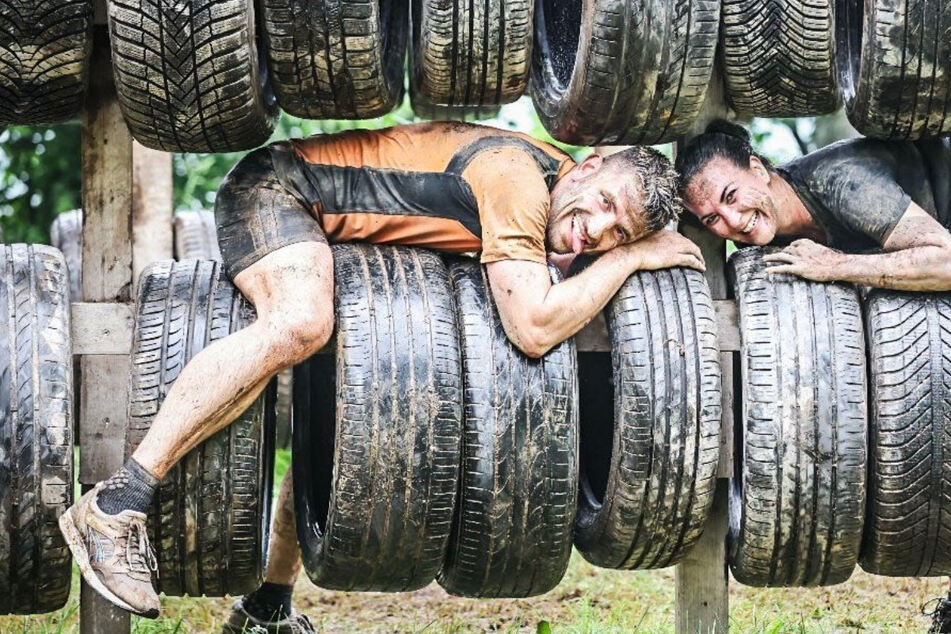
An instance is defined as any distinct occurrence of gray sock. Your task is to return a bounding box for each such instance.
[97,458,160,515]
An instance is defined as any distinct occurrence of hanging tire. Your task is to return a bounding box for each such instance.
[531,0,719,145]
[728,247,867,587]
[173,210,221,262]
[437,258,577,598]
[861,291,951,576]
[259,0,406,119]
[409,82,501,121]
[126,259,276,597]
[293,244,462,592]
[0,0,92,125]
[721,0,838,117]
[0,244,73,614]
[836,0,951,139]
[410,0,531,108]
[49,209,82,301]
[573,268,720,570]
[108,0,277,152]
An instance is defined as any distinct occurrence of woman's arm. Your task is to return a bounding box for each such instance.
[763,203,951,291]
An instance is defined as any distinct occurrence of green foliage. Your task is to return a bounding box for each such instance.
[0,124,81,243]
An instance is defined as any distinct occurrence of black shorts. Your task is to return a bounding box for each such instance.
[214,142,327,280]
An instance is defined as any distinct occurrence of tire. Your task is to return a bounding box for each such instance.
[0,1,92,125]
[836,0,951,139]
[573,268,720,570]
[293,244,462,592]
[531,0,719,145]
[861,291,951,576]
[260,0,406,119]
[0,244,73,614]
[126,259,276,597]
[410,0,531,108]
[49,209,82,301]
[409,82,501,121]
[721,0,839,117]
[108,0,277,152]
[438,258,578,598]
[173,211,221,262]
[728,247,867,587]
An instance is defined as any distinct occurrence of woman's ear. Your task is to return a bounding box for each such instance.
[749,155,770,183]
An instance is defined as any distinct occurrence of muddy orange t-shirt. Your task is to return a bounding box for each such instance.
[268,122,575,264]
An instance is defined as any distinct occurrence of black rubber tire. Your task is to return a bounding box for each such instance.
[260,0,406,119]
[531,0,719,146]
[293,244,462,592]
[728,248,867,587]
[0,1,92,125]
[126,259,276,597]
[437,258,577,598]
[410,0,531,108]
[720,0,839,117]
[108,0,277,152]
[409,81,501,121]
[49,209,82,302]
[172,210,221,262]
[836,0,951,139]
[861,291,951,576]
[0,244,73,614]
[573,268,721,570]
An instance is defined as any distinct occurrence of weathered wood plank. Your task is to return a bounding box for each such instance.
[79,25,132,634]
[131,142,173,291]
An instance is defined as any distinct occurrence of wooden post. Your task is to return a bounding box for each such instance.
[78,25,133,634]
[131,142,173,290]
[673,66,733,634]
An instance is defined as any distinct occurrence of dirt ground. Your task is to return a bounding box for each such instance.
[3,551,947,633]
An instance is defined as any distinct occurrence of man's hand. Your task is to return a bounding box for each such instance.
[762,239,845,282]
[623,230,706,272]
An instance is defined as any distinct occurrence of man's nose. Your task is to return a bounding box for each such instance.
[587,211,615,242]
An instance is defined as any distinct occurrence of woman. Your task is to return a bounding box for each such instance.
[675,120,951,291]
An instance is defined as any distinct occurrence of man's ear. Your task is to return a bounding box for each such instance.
[749,155,770,183]
[573,152,603,179]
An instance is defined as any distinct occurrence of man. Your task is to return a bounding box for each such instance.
[58,122,704,631]
[676,120,951,634]
[675,119,951,291]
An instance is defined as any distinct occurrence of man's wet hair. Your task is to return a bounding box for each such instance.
[604,145,682,231]
[674,120,774,196]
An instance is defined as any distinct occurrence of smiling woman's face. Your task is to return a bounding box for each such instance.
[682,156,780,246]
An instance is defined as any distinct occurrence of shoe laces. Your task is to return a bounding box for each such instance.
[125,518,159,579]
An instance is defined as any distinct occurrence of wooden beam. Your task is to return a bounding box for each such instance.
[78,24,132,634]
[131,142,174,291]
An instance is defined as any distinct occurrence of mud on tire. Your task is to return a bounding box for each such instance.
[108,0,277,152]
[861,290,951,576]
[126,259,275,597]
[293,244,462,592]
[836,0,951,139]
[438,258,577,598]
[721,0,839,117]
[728,248,867,587]
[573,268,720,570]
[260,0,406,119]
[0,244,73,614]
[531,0,719,145]
[411,0,532,108]
[49,209,83,301]
[0,0,92,125]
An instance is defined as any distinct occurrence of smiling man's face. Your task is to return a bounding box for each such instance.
[546,155,647,255]
[683,156,780,245]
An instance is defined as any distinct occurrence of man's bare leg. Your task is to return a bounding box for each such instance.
[132,241,334,479]
[264,474,303,586]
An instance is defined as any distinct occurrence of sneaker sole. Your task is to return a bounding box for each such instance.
[58,508,160,619]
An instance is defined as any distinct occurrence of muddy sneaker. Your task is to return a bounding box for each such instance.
[58,485,160,618]
[926,594,951,633]
[220,597,315,634]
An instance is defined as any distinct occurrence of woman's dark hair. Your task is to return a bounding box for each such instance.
[674,120,773,196]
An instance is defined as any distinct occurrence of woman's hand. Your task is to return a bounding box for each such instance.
[762,239,845,282]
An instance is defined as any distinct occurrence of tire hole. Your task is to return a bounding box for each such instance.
[578,351,613,509]
[540,0,582,91]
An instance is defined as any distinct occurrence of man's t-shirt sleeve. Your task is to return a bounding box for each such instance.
[803,147,912,246]
[464,148,551,265]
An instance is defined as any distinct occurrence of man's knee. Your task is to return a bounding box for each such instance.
[265,305,334,368]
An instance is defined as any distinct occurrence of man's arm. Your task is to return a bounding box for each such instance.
[486,230,705,358]
[763,203,951,291]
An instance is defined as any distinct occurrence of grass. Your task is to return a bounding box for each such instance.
[3,451,945,633]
